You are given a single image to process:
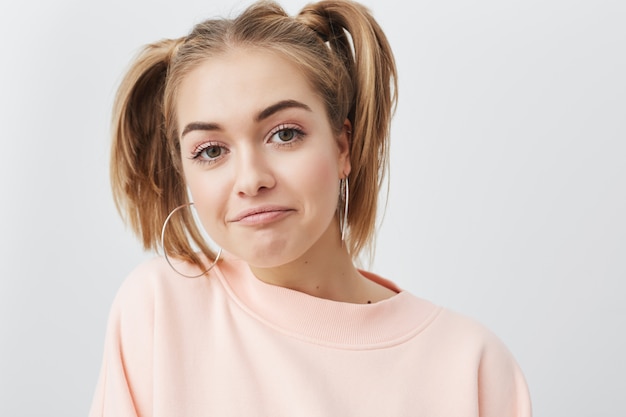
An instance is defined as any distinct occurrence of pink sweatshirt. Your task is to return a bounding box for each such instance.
[89,254,531,416]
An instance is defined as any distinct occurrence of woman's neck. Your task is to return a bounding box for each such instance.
[248,224,396,304]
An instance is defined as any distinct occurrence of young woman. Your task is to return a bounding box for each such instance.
[89,0,531,415]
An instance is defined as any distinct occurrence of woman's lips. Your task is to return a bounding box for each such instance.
[229,206,294,225]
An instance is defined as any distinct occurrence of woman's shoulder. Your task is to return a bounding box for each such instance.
[408,294,514,354]
[430,304,501,341]
[362,270,512,352]
[391,287,521,366]
[420,299,527,380]
[112,256,173,303]
[110,255,223,314]
[403,295,531,414]
[105,257,173,324]
[441,308,531,415]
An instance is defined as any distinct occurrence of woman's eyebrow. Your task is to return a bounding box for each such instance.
[181,99,312,139]
[181,122,221,138]
[255,99,312,122]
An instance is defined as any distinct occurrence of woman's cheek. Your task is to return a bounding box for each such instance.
[186,174,227,228]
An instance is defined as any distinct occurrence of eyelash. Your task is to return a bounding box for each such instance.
[267,124,306,147]
[189,124,306,165]
[190,142,227,165]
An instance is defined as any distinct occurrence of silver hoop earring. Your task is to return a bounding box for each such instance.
[160,202,222,278]
[339,177,349,243]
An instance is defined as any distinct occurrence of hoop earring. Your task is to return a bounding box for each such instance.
[160,202,222,278]
[339,177,349,243]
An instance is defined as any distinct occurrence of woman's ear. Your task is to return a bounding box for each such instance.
[338,119,352,177]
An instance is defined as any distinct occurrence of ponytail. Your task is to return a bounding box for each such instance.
[298,0,398,259]
[110,38,216,271]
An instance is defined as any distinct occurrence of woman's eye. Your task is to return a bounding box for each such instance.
[269,126,304,144]
[190,143,227,164]
[201,145,222,159]
[276,129,295,142]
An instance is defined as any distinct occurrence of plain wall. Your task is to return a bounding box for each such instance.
[0,0,624,415]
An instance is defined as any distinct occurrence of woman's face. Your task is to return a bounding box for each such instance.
[176,48,350,268]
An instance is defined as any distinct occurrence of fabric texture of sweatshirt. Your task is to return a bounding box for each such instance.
[89,253,531,416]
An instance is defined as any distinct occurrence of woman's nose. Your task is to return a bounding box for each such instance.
[233,149,276,197]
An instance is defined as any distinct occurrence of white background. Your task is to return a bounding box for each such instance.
[0,0,624,415]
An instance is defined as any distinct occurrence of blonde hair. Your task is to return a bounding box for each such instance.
[111,0,397,270]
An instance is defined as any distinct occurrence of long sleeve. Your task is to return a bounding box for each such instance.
[477,330,532,417]
[88,269,156,417]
